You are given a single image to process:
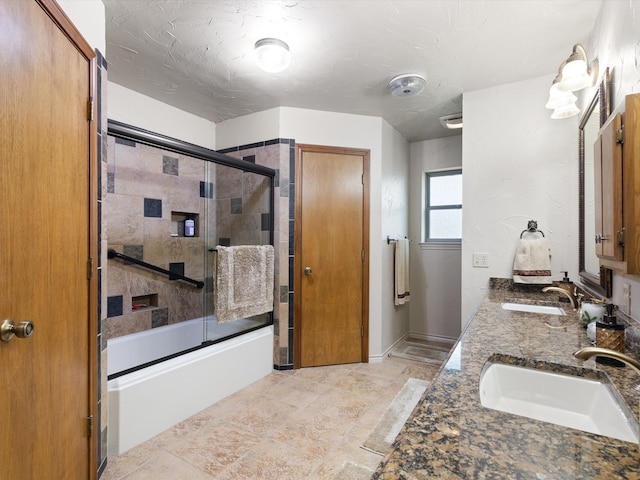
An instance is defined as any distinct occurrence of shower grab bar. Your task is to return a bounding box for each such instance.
[107,249,204,289]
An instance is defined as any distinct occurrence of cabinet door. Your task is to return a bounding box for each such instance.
[622,94,640,273]
[595,113,623,261]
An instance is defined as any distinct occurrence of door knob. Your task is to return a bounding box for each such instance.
[304,267,312,275]
[1,319,34,342]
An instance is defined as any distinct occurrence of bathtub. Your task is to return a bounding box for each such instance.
[107,316,266,376]
[107,321,273,455]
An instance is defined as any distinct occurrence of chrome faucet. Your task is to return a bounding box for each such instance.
[574,347,640,376]
[542,286,576,309]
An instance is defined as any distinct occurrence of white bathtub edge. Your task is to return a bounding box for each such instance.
[108,325,273,456]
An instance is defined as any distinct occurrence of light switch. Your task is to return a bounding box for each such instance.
[473,253,489,268]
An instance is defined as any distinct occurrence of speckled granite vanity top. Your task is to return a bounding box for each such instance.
[373,285,640,479]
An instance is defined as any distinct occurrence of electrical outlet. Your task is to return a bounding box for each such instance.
[623,283,631,314]
[473,253,489,268]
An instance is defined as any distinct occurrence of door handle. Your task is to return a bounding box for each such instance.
[304,267,312,275]
[1,319,34,342]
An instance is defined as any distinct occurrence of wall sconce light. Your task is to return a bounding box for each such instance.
[546,44,598,119]
[254,38,291,73]
[557,44,598,92]
[439,113,463,129]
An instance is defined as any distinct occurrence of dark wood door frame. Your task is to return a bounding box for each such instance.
[293,144,370,369]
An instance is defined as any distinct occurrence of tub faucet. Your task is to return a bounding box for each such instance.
[542,286,576,309]
[574,347,640,376]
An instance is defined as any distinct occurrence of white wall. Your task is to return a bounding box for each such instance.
[461,75,578,326]
[215,108,281,150]
[409,136,462,341]
[216,106,411,358]
[57,0,105,53]
[380,121,411,352]
[582,0,640,320]
[108,83,217,149]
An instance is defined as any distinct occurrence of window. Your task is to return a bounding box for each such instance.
[425,169,462,241]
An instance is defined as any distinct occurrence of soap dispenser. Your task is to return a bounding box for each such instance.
[556,271,574,304]
[595,304,626,367]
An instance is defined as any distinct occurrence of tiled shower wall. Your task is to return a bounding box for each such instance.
[105,137,208,339]
[104,138,274,341]
[219,140,295,369]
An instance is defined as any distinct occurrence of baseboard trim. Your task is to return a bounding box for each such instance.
[407,332,457,346]
[370,332,457,364]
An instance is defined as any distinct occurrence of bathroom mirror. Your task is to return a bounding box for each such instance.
[579,68,612,297]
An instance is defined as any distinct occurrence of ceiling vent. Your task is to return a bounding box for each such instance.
[439,113,463,129]
[389,74,426,97]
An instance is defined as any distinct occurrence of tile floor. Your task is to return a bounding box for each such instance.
[101,356,441,480]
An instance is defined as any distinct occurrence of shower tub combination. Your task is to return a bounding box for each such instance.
[107,318,273,455]
[106,121,277,456]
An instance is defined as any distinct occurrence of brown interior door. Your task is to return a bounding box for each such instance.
[295,145,369,367]
[0,1,96,478]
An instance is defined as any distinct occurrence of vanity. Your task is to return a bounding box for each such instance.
[372,282,640,479]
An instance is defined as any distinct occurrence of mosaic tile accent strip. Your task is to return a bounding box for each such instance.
[169,262,185,280]
[123,244,143,260]
[143,198,162,218]
[151,308,169,329]
[107,171,114,194]
[261,213,270,231]
[217,138,292,154]
[231,197,243,214]
[200,181,214,198]
[279,286,288,303]
[107,295,123,318]
[163,155,179,175]
[115,137,136,147]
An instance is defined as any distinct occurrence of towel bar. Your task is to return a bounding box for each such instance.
[387,235,410,244]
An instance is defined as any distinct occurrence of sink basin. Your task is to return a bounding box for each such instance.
[501,302,565,315]
[479,362,638,443]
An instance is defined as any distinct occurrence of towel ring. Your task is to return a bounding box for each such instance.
[520,220,544,238]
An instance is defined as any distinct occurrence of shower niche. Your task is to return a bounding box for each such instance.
[172,211,199,237]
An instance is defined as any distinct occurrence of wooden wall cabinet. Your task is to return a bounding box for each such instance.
[594,112,623,261]
[598,93,640,274]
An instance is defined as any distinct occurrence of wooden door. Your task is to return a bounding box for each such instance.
[294,145,369,368]
[0,1,97,478]
[595,113,623,261]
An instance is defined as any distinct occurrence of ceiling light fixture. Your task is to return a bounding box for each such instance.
[389,74,426,97]
[439,113,463,129]
[254,38,291,73]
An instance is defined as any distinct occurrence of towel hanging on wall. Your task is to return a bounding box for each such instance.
[394,238,410,305]
[512,233,552,284]
[214,245,274,323]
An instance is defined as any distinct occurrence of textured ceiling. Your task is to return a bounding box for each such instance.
[103,0,602,142]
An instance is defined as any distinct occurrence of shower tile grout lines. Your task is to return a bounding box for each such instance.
[101,356,441,479]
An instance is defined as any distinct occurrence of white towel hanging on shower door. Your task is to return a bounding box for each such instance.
[214,245,274,323]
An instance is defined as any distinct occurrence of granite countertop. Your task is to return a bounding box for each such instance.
[372,285,640,479]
